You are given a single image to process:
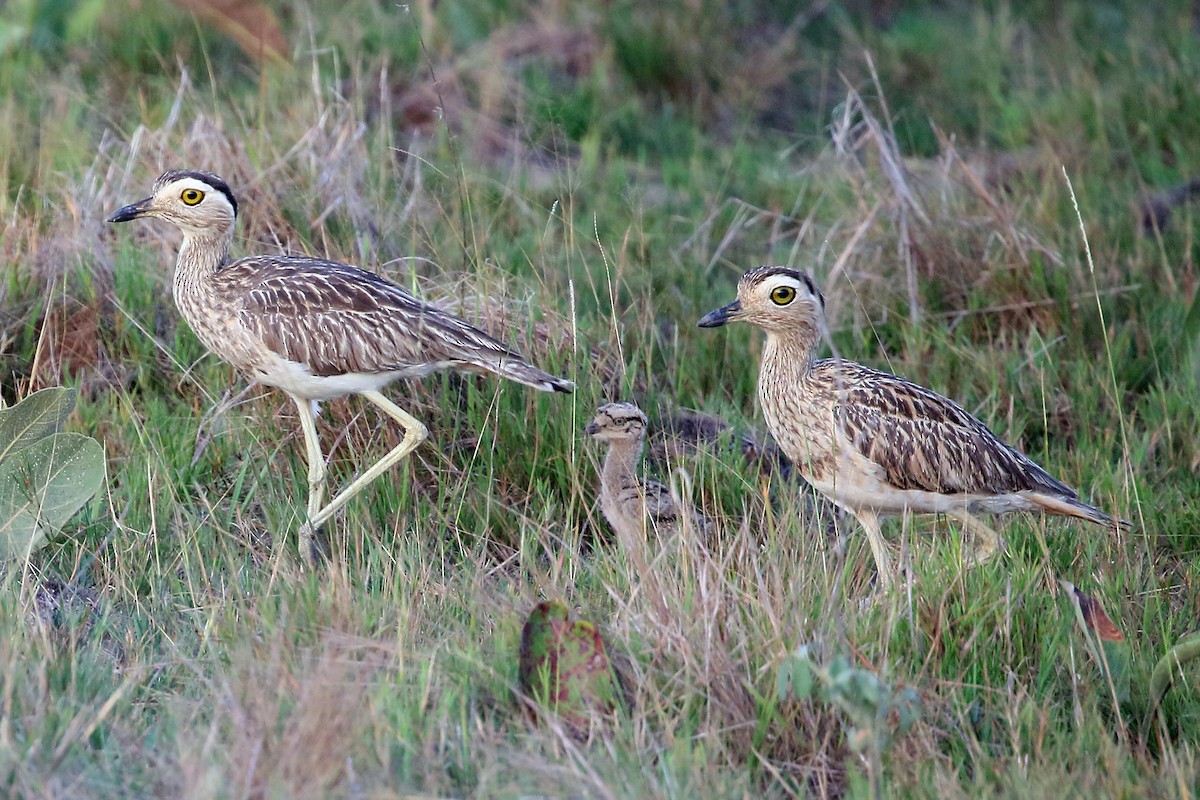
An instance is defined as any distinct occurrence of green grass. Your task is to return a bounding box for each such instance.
[1,0,1199,797]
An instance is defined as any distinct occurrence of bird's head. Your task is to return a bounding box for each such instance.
[585,402,649,442]
[698,265,826,340]
[107,169,238,238]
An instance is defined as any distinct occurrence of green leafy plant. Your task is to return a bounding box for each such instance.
[517,601,619,739]
[1061,580,1200,736]
[0,387,104,562]
[777,644,921,799]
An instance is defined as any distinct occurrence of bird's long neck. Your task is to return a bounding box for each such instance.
[762,326,820,382]
[602,436,644,489]
[759,328,820,435]
[174,230,233,299]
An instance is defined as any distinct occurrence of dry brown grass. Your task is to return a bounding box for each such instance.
[167,593,385,799]
[819,87,1070,333]
[388,19,601,166]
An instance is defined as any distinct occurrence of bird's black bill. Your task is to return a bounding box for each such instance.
[584,422,600,436]
[106,197,153,223]
[697,300,741,328]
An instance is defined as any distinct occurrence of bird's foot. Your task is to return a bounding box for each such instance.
[948,511,1006,568]
[967,532,1006,566]
[855,564,913,610]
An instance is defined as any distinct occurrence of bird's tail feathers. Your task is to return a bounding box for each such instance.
[490,356,573,393]
[1025,491,1131,531]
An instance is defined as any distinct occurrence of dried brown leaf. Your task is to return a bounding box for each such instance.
[1069,583,1125,643]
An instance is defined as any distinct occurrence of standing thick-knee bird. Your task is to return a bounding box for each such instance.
[698,265,1127,589]
[109,169,573,561]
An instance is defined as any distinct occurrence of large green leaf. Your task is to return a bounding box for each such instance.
[0,431,105,562]
[0,387,76,467]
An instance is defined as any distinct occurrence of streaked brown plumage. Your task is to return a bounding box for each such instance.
[586,402,710,557]
[699,264,1127,587]
[109,169,572,562]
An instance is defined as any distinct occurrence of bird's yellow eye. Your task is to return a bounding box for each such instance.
[181,188,204,206]
[770,285,797,305]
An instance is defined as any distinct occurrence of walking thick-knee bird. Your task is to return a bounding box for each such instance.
[698,265,1127,589]
[109,169,573,562]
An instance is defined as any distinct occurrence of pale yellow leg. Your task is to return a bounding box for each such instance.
[292,395,328,565]
[290,390,428,566]
[852,509,894,590]
[948,510,1004,566]
[308,389,428,529]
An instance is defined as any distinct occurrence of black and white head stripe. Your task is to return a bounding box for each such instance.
[586,401,649,437]
[154,169,239,217]
[598,402,647,427]
[742,265,824,307]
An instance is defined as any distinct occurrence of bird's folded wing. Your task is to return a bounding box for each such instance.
[639,478,681,525]
[218,257,527,377]
[832,370,1076,498]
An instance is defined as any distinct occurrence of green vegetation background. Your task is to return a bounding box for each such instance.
[0,0,1197,796]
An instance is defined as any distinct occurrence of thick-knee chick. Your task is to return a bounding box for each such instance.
[586,402,710,550]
